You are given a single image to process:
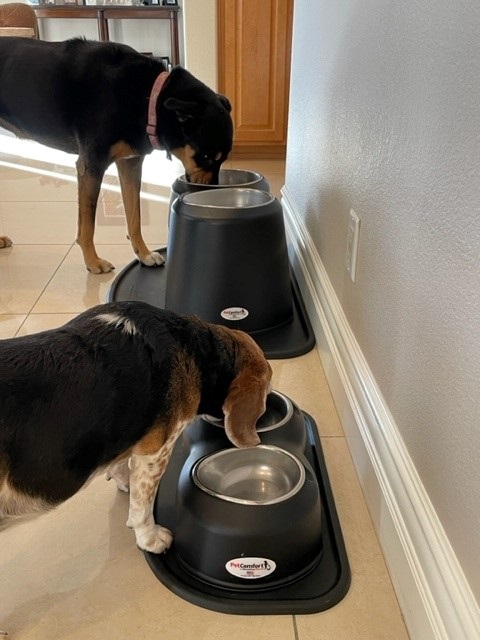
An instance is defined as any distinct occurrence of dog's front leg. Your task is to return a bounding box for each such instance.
[116,156,165,268]
[76,157,114,274]
[126,440,177,553]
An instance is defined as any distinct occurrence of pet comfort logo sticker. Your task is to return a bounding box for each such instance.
[220,307,249,321]
[226,557,276,579]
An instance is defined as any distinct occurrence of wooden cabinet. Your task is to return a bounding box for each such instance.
[217,0,293,159]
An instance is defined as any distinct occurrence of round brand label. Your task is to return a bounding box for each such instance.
[220,307,249,321]
[225,557,276,580]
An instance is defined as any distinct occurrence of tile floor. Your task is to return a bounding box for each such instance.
[0,137,410,639]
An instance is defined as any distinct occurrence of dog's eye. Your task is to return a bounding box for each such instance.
[200,154,214,167]
[202,152,222,163]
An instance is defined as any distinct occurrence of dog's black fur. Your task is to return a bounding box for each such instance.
[0,301,271,554]
[0,37,233,272]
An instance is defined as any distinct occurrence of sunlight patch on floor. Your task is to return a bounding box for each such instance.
[0,130,184,190]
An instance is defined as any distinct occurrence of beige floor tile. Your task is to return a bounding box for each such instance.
[16,313,78,335]
[295,437,409,640]
[0,163,78,202]
[92,190,169,247]
[0,244,70,314]
[0,200,77,245]
[0,185,168,248]
[0,478,295,640]
[270,350,344,437]
[0,315,26,338]
[30,244,163,313]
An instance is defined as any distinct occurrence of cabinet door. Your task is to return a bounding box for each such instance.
[217,0,293,158]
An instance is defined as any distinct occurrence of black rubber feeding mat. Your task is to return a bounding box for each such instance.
[143,413,351,615]
[107,249,315,359]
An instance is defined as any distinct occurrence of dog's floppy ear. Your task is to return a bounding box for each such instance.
[164,97,200,122]
[222,371,265,449]
[217,94,232,113]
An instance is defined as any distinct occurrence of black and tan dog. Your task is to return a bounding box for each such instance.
[0,301,272,554]
[0,37,233,273]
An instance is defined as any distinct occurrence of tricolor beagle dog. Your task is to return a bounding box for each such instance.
[0,301,272,554]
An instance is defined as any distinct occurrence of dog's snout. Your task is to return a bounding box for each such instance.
[188,169,214,185]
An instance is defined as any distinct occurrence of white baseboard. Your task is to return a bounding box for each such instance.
[281,187,480,640]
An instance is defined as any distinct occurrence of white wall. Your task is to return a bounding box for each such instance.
[182,0,217,89]
[286,0,480,606]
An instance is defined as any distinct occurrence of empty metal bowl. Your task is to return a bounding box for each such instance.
[174,444,323,589]
[193,445,305,506]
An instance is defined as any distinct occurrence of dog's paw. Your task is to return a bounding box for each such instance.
[135,525,173,554]
[141,251,165,267]
[0,236,13,249]
[87,258,115,274]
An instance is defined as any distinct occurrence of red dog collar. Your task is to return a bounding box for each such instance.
[147,71,169,150]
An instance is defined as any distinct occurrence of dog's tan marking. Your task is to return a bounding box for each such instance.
[108,141,140,162]
[0,477,53,523]
[115,155,165,267]
[76,156,114,274]
[0,116,28,140]
[96,312,139,336]
[171,145,213,184]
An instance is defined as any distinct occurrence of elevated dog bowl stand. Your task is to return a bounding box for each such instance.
[108,184,315,359]
[143,412,351,615]
[107,249,314,359]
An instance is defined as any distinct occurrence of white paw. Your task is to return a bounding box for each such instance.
[135,525,173,554]
[141,251,165,267]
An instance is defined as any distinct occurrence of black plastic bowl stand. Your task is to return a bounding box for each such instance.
[143,412,351,615]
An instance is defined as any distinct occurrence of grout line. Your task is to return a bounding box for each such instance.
[320,434,346,438]
[292,615,300,640]
[22,242,76,321]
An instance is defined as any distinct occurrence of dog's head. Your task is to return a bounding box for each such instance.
[160,69,233,184]
[218,328,273,449]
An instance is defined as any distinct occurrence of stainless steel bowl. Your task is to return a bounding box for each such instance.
[192,445,305,506]
[168,170,271,224]
[181,187,274,210]
[200,390,306,455]
[174,441,322,588]
[177,169,268,189]
[204,390,294,432]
